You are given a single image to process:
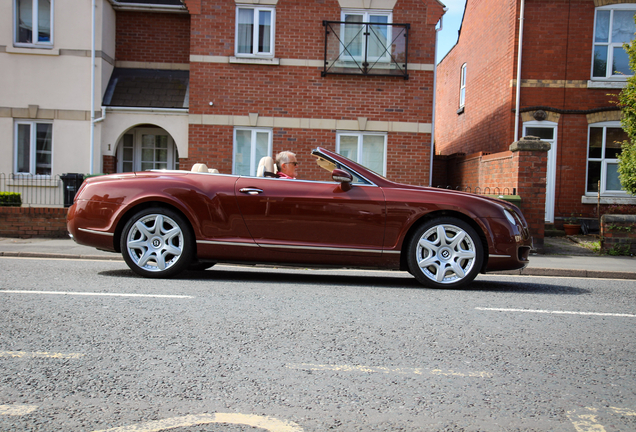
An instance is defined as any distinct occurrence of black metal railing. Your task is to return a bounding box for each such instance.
[1,173,64,207]
[322,20,409,79]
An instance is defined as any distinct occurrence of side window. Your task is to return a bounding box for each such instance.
[459,63,467,108]
[14,0,53,48]
[235,6,275,57]
[592,5,636,79]
[233,128,273,176]
[15,120,53,176]
[336,131,387,177]
[586,123,628,195]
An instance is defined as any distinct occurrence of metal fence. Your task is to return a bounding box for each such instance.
[436,186,518,196]
[0,173,65,207]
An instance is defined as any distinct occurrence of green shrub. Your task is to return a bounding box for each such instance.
[0,192,22,207]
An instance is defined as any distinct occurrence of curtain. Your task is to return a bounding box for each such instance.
[237,8,254,54]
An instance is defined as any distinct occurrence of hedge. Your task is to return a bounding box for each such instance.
[0,192,22,207]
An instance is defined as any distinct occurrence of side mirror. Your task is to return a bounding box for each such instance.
[332,168,353,191]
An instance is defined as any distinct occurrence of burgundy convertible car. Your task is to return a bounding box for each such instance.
[67,147,532,288]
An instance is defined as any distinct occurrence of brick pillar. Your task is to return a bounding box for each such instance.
[509,136,550,252]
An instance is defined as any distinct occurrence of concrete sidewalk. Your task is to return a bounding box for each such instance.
[0,236,634,280]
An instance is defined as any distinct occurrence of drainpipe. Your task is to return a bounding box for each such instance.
[90,0,96,175]
[514,0,525,142]
[430,9,447,186]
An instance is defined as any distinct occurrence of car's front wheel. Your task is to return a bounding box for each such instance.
[120,207,194,278]
[407,217,483,289]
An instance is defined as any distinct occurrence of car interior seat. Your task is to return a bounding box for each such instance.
[191,163,209,173]
[256,156,278,177]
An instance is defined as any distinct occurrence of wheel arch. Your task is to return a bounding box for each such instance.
[113,201,197,255]
[398,210,490,273]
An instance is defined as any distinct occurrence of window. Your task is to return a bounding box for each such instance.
[336,132,387,176]
[233,128,273,176]
[235,6,275,57]
[14,0,53,47]
[14,121,52,176]
[116,128,179,173]
[340,10,392,63]
[592,5,636,79]
[586,122,628,195]
[459,63,467,108]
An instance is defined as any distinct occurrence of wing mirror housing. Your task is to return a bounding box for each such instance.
[332,168,353,191]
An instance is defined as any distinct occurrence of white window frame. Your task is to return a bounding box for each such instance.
[233,127,273,176]
[586,121,628,196]
[459,63,467,108]
[14,120,53,177]
[13,0,54,48]
[116,128,178,173]
[336,131,387,176]
[591,4,636,80]
[235,5,275,58]
[340,9,393,64]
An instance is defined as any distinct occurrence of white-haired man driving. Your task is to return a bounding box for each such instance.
[275,151,298,179]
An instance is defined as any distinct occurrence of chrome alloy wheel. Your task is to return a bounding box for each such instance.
[415,223,477,284]
[125,213,185,272]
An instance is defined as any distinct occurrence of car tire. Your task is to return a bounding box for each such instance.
[407,217,483,289]
[188,261,216,271]
[120,207,194,278]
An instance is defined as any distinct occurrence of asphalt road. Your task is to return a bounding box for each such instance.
[1,256,636,431]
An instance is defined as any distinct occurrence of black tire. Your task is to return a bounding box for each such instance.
[120,207,194,278]
[188,261,216,271]
[406,217,483,289]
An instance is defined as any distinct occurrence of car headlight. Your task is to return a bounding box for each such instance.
[503,209,517,226]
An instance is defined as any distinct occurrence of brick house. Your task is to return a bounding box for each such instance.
[434,0,636,227]
[2,0,444,203]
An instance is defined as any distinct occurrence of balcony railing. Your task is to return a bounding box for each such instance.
[322,20,409,79]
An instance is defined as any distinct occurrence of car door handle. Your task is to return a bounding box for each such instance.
[239,188,264,195]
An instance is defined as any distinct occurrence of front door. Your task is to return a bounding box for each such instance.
[116,127,179,172]
[234,177,386,256]
[524,122,557,223]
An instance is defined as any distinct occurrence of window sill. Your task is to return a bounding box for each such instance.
[229,56,280,66]
[582,195,636,205]
[587,80,628,89]
[7,45,58,55]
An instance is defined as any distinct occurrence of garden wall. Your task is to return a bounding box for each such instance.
[0,207,68,239]
[601,214,636,256]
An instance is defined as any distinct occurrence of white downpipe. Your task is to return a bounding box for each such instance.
[430,9,446,186]
[90,0,96,175]
[514,0,525,142]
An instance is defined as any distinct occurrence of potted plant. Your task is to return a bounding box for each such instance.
[563,213,581,236]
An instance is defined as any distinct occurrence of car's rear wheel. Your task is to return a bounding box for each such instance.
[407,217,483,289]
[120,207,194,278]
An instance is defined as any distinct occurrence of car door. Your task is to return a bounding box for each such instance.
[234,177,386,256]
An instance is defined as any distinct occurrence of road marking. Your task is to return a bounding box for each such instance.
[0,290,193,299]
[0,351,84,359]
[0,404,38,416]
[286,363,492,378]
[92,413,303,432]
[567,407,636,432]
[476,307,636,318]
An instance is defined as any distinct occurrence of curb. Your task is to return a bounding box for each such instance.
[3,251,636,280]
[493,267,636,280]
[0,251,123,261]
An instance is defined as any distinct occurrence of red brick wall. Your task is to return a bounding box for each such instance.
[434,0,518,156]
[0,207,68,238]
[434,0,625,224]
[116,12,191,63]
[187,0,443,186]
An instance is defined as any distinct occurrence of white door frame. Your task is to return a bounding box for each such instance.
[116,127,177,172]
[523,121,557,223]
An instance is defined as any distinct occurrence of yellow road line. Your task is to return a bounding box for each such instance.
[0,351,84,359]
[286,363,492,378]
[0,404,38,416]
[92,413,303,432]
